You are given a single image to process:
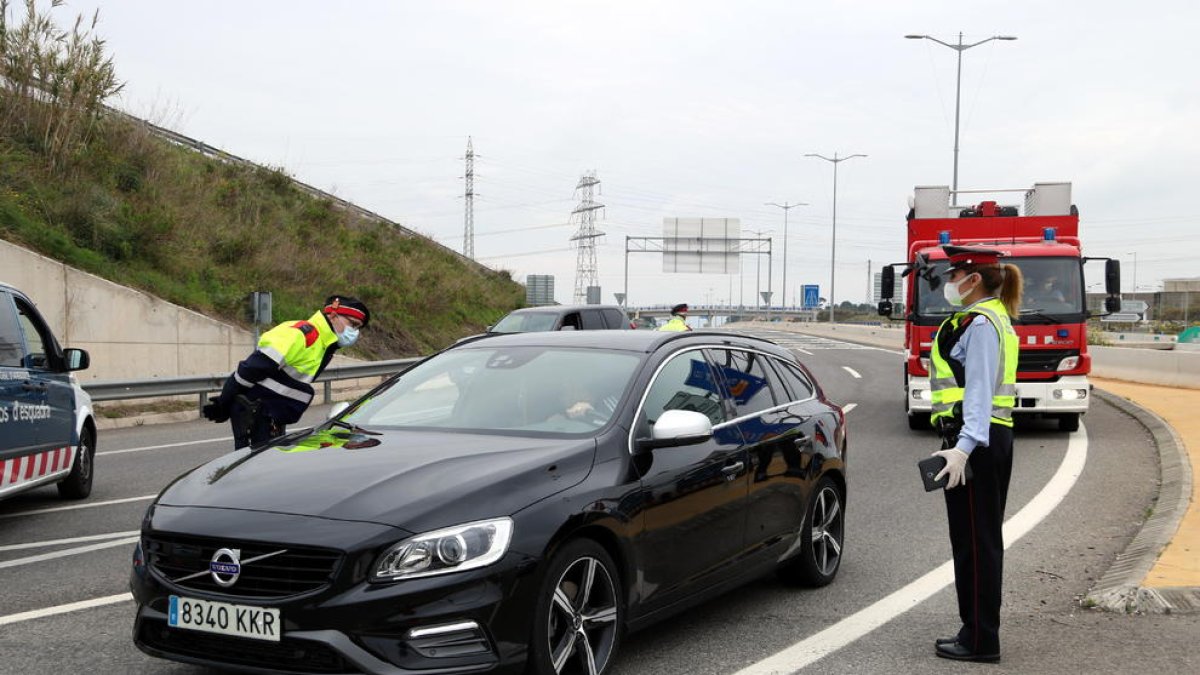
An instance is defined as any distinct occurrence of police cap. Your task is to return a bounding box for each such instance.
[324,295,370,327]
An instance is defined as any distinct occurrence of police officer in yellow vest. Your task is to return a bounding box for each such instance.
[927,246,1021,663]
[202,295,370,448]
[658,303,692,331]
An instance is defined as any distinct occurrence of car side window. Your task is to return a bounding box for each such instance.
[710,348,778,418]
[0,293,25,368]
[13,298,52,371]
[601,308,626,329]
[581,310,606,330]
[640,350,728,427]
[770,358,815,402]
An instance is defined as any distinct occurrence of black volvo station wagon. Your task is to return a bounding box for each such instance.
[131,330,848,674]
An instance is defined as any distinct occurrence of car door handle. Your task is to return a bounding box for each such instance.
[22,381,48,392]
[722,461,745,479]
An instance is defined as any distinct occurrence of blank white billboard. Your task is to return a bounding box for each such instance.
[662,218,741,274]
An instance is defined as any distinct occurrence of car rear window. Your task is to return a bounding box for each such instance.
[492,311,558,333]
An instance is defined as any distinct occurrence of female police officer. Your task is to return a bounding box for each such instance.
[927,245,1022,663]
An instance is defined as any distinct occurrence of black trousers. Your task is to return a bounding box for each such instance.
[944,423,1013,655]
[229,399,285,450]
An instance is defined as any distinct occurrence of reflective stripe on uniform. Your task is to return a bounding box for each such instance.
[256,377,313,404]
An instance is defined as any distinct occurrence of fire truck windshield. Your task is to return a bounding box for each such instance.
[915,256,1084,319]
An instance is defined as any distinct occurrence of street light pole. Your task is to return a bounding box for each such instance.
[905,32,1017,196]
[805,152,866,323]
[1125,251,1138,295]
[765,202,807,311]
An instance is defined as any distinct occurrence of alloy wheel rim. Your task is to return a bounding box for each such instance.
[810,486,843,576]
[546,555,619,675]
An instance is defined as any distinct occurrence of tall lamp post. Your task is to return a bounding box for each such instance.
[905,32,1017,196]
[765,202,807,311]
[805,152,866,323]
[1126,251,1138,296]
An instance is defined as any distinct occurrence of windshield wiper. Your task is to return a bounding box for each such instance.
[1018,309,1058,324]
[329,419,382,435]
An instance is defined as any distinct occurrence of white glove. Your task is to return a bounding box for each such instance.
[931,448,970,490]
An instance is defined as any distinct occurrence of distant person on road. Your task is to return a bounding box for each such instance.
[658,303,692,332]
[202,295,370,449]
[928,245,1022,663]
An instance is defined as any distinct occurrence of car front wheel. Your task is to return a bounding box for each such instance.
[57,426,95,500]
[528,539,623,675]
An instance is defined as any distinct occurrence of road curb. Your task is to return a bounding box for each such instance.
[1085,388,1198,614]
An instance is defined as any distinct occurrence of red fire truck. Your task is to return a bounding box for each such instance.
[878,182,1121,432]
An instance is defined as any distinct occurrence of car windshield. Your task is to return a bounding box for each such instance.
[491,311,558,333]
[342,346,641,435]
[916,256,1083,318]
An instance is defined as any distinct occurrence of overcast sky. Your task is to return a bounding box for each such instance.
[56,1,1200,307]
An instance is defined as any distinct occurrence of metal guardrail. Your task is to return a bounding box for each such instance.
[82,358,422,407]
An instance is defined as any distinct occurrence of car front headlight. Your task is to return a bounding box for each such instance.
[373,517,514,581]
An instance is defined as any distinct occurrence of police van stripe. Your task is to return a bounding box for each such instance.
[0,447,71,489]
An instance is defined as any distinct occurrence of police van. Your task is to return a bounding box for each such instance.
[0,282,96,502]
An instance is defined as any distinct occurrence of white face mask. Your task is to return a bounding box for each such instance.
[942,274,974,307]
[337,324,360,347]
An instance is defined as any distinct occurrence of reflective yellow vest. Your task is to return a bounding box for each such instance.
[929,297,1018,428]
[658,315,690,332]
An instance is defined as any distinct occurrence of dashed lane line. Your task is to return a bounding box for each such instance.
[842,403,858,414]
[733,421,1090,674]
[0,536,140,570]
[0,530,140,552]
[98,436,230,456]
[0,495,156,520]
[0,593,133,627]
[842,366,862,379]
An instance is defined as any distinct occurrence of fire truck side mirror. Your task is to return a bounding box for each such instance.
[880,266,895,300]
[1105,259,1121,297]
[1105,296,1121,313]
[877,300,893,317]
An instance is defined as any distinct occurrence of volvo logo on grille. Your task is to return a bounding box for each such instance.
[210,548,242,587]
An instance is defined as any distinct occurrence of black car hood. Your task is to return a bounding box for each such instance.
[157,427,596,532]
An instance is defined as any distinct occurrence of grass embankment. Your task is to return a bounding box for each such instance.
[0,125,523,356]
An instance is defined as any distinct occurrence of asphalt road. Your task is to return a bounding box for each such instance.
[1,327,1196,674]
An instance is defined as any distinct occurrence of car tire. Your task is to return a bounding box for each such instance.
[1058,413,1080,432]
[778,476,844,587]
[57,426,95,500]
[527,539,623,675]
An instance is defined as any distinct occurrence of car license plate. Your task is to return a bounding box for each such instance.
[168,595,281,642]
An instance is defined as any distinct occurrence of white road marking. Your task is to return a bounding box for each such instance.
[734,421,1090,674]
[842,366,862,379]
[793,348,814,355]
[0,593,133,627]
[0,536,140,570]
[0,530,140,552]
[98,436,230,456]
[842,403,857,414]
[0,495,156,520]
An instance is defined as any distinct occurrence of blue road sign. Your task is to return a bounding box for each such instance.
[803,285,819,310]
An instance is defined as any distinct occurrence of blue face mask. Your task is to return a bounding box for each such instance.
[337,325,360,347]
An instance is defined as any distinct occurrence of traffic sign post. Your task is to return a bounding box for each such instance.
[760,291,773,320]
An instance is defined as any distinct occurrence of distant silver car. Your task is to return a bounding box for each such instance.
[489,304,631,333]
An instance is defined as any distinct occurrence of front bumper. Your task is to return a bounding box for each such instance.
[907,375,1091,415]
[130,519,539,674]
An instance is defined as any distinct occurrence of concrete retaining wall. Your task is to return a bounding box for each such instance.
[1,238,368,383]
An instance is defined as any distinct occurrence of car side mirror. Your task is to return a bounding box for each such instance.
[636,410,713,453]
[63,348,89,372]
[559,325,576,331]
[327,401,350,420]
